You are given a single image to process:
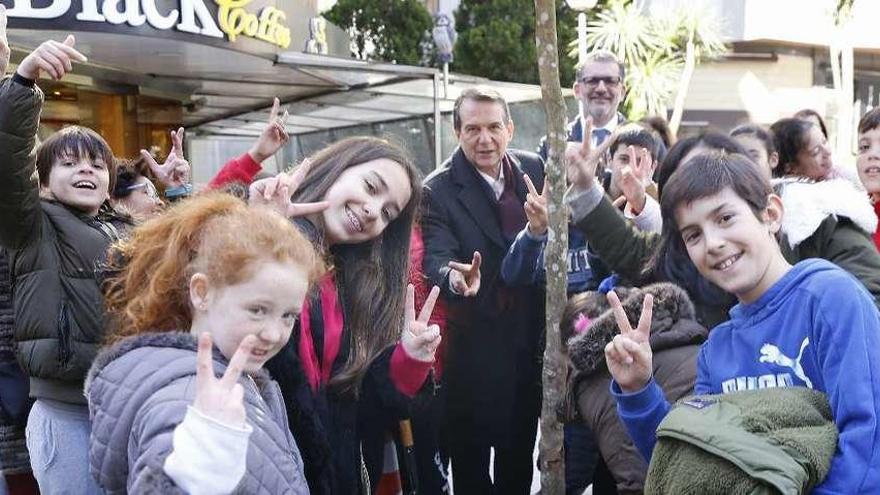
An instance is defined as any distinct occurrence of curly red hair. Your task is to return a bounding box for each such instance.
[103,192,325,345]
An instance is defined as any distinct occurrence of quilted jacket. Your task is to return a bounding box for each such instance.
[86,331,309,494]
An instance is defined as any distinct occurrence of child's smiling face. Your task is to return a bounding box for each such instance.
[190,260,308,374]
[857,127,880,195]
[675,187,785,304]
[42,153,110,216]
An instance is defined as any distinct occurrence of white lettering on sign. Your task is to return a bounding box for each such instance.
[7,0,72,19]
[76,0,103,21]
[8,0,224,38]
[143,0,177,30]
[179,0,222,37]
[102,0,147,26]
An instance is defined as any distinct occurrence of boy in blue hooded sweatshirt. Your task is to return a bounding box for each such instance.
[592,150,880,493]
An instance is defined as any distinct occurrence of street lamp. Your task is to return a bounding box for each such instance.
[432,13,456,96]
[566,0,598,65]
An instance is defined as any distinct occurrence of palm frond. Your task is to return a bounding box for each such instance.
[626,52,683,119]
[585,1,668,65]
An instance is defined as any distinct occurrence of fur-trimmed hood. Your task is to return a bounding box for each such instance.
[567,283,708,376]
[774,177,877,249]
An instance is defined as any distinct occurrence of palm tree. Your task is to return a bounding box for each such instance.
[572,0,726,130]
[655,4,727,135]
[584,0,664,67]
[626,51,682,119]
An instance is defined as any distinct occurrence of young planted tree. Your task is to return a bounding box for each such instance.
[657,4,726,136]
[578,0,725,126]
[534,0,569,491]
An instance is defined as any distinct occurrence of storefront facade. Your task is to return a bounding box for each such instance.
[5,0,349,159]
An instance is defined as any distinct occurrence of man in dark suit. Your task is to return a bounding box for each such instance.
[421,87,545,493]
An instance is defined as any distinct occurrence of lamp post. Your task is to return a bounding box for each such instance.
[432,13,456,97]
[566,0,598,65]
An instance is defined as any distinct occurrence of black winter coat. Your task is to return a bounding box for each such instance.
[266,287,416,495]
[0,76,131,405]
[421,147,546,442]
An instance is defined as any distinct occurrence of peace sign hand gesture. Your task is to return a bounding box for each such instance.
[248,97,290,164]
[193,332,252,428]
[617,145,653,214]
[141,127,191,189]
[248,159,329,218]
[401,285,442,362]
[448,251,481,297]
[565,116,606,192]
[604,291,654,393]
[523,174,548,237]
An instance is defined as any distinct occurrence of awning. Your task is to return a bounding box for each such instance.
[6,29,557,167]
[188,51,554,168]
[193,51,550,137]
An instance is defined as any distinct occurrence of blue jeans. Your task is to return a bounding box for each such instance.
[25,399,103,495]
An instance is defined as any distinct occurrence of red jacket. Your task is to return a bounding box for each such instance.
[408,225,448,379]
[873,200,880,252]
[208,152,263,189]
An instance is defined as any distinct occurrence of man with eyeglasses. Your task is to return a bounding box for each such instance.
[538,49,626,160]
[575,50,627,146]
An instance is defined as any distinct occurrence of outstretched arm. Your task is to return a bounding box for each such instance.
[208,97,289,189]
[0,33,85,249]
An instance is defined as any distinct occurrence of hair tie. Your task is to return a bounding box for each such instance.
[598,274,620,294]
[574,313,592,334]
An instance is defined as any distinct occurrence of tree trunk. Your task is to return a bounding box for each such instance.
[669,36,695,138]
[839,36,854,157]
[533,1,569,493]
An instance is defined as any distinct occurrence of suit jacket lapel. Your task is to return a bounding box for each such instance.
[450,148,507,250]
[507,153,530,204]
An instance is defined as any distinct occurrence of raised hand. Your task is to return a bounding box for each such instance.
[604,291,654,393]
[248,159,329,218]
[565,116,605,191]
[17,34,87,81]
[141,127,191,189]
[618,145,653,214]
[193,332,251,428]
[401,285,442,362]
[0,6,9,78]
[448,251,481,297]
[523,174,548,237]
[248,98,290,163]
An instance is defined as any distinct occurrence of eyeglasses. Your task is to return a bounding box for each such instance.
[126,181,159,200]
[579,76,622,87]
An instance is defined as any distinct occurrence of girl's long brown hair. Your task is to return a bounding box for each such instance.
[103,192,324,345]
[291,137,421,397]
